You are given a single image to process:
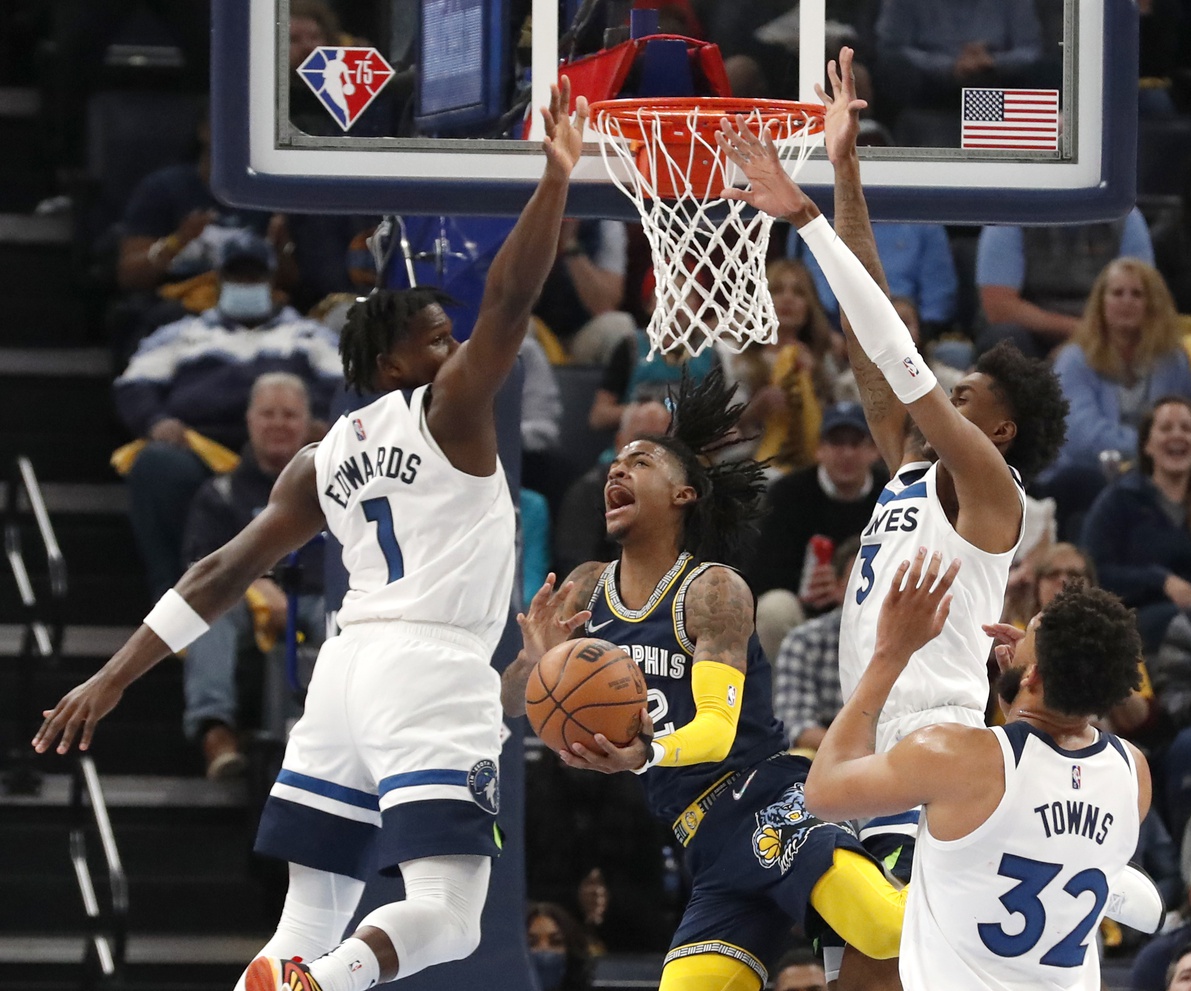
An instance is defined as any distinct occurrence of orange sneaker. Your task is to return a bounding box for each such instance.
[245,957,324,991]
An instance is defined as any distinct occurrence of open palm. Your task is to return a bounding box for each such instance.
[815,46,869,165]
[716,116,815,220]
[541,76,588,175]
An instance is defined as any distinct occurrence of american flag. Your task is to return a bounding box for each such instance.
[961,88,1059,151]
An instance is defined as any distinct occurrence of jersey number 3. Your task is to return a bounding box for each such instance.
[363,497,404,582]
[977,853,1108,967]
[854,545,881,604]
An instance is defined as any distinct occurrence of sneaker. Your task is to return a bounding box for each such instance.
[245,957,324,991]
[202,723,246,780]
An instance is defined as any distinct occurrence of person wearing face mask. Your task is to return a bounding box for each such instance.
[526,903,592,991]
[114,232,342,598]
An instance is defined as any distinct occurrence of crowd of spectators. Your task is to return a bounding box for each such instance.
[38,0,1191,978]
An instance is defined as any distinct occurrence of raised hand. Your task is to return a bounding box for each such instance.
[32,672,125,755]
[874,549,961,665]
[716,115,818,224]
[814,46,869,165]
[517,572,592,665]
[540,76,588,177]
[983,621,1026,673]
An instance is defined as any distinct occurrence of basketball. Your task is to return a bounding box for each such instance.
[525,638,648,753]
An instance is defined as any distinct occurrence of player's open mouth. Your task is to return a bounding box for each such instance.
[605,484,635,515]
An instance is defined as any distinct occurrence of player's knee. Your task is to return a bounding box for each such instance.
[810,848,906,961]
[434,891,483,961]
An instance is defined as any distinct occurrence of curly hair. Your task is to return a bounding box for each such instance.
[642,366,768,565]
[975,339,1069,483]
[1034,584,1142,717]
[339,288,458,393]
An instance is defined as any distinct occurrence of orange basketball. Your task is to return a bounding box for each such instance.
[524,638,647,753]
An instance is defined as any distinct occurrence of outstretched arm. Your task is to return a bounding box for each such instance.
[33,450,326,754]
[804,550,963,819]
[428,81,587,471]
[719,87,1022,552]
[818,49,912,472]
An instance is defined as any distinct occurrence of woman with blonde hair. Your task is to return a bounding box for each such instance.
[721,260,843,475]
[1039,259,1191,538]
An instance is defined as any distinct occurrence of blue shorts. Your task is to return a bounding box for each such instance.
[254,621,504,880]
[860,809,919,883]
[667,752,869,984]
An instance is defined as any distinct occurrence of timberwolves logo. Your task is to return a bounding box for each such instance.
[468,760,500,815]
[751,783,830,873]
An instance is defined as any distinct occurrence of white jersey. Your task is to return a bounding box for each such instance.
[839,460,1025,750]
[314,386,515,652]
[901,723,1141,991]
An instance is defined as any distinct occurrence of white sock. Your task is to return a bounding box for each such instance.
[308,938,380,991]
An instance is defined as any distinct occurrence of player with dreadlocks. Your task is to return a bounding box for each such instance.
[36,82,587,991]
[503,367,907,991]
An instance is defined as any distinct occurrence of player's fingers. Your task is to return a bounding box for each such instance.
[573,94,589,138]
[57,708,85,754]
[904,547,928,588]
[540,106,556,143]
[639,706,654,735]
[591,733,616,756]
[718,188,751,203]
[79,716,97,752]
[715,125,747,161]
[826,59,842,96]
[849,99,869,113]
[563,609,592,632]
[558,75,571,113]
[735,114,763,152]
[922,551,943,591]
[889,558,911,596]
[936,557,962,595]
[814,82,832,107]
[32,710,59,751]
[934,593,953,632]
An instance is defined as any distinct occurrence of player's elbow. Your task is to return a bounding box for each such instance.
[801,777,842,821]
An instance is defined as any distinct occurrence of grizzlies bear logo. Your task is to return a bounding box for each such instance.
[751,782,829,873]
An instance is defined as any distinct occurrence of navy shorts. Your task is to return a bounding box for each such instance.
[667,752,869,984]
[859,809,919,883]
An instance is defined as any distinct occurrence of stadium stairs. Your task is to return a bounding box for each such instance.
[0,84,275,991]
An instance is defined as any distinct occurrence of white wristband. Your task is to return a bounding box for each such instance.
[144,588,209,652]
[797,214,937,405]
[632,741,664,775]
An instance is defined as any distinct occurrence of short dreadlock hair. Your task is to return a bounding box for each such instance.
[1034,584,1142,717]
[642,366,768,566]
[339,288,458,393]
[974,340,1068,483]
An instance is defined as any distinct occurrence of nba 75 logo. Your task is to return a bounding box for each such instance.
[297,47,395,132]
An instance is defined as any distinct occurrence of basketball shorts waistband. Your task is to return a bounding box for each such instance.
[671,749,792,847]
[337,619,491,657]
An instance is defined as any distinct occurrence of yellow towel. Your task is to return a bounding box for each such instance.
[111,429,240,477]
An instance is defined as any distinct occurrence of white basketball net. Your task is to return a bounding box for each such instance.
[594,104,819,358]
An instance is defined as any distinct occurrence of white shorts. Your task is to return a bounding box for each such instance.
[254,620,504,879]
[876,703,985,755]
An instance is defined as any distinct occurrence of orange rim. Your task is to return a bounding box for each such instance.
[589,97,825,142]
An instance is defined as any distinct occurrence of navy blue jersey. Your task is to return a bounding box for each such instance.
[585,552,787,823]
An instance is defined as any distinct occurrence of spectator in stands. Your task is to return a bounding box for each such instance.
[554,401,671,580]
[519,334,566,512]
[1042,259,1190,539]
[772,945,828,991]
[974,207,1156,359]
[1081,396,1191,655]
[1131,927,1191,991]
[788,219,958,341]
[718,263,835,476]
[747,402,882,659]
[874,0,1045,119]
[534,219,635,365]
[114,231,342,598]
[587,273,717,431]
[181,373,324,778]
[771,537,860,752]
[113,109,297,360]
[1003,541,1093,630]
[526,902,594,991]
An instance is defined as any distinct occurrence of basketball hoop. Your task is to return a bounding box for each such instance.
[590,98,825,358]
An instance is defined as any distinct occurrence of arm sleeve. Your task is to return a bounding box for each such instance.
[652,661,745,767]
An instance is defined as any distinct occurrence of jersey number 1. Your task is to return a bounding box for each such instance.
[363,497,404,582]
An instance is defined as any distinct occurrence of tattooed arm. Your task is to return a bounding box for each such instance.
[684,566,754,674]
[821,49,915,471]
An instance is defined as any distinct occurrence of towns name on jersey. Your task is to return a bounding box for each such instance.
[324,447,421,507]
[1032,799,1115,845]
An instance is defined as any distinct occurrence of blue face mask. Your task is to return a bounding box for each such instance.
[530,949,567,991]
[219,281,273,321]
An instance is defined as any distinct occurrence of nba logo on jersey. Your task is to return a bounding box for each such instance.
[1072,765,1082,789]
[902,356,920,377]
[297,47,395,131]
[352,417,367,441]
